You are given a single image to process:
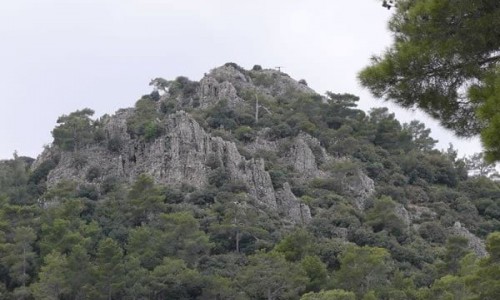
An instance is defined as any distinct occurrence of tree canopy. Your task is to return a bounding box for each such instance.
[360,0,500,161]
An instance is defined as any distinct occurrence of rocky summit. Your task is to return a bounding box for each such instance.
[2,63,499,299]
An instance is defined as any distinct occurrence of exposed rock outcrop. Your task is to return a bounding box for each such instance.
[394,203,411,227]
[275,183,312,225]
[32,64,387,234]
[285,133,329,178]
[342,170,375,210]
[450,221,487,257]
[199,76,243,108]
[40,110,318,217]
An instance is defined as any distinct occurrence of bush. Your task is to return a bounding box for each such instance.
[252,64,263,71]
[86,166,101,182]
[101,176,120,194]
[208,167,229,187]
[127,97,163,141]
[269,168,288,189]
[29,157,59,184]
[269,123,293,139]
[107,136,123,153]
[160,100,177,115]
[418,221,446,243]
[77,183,99,200]
[222,180,249,193]
[150,90,160,101]
[224,62,246,74]
[188,187,216,205]
[71,153,88,170]
[144,121,163,141]
[235,126,255,142]
[164,187,185,204]
[310,178,342,193]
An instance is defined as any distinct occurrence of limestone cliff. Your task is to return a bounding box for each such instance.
[34,63,377,225]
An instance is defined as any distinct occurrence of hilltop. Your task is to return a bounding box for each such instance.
[0,63,499,299]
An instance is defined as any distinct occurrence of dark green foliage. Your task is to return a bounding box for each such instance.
[418,221,447,243]
[85,165,101,182]
[126,97,164,141]
[150,90,160,101]
[236,252,308,299]
[360,0,500,160]
[52,108,96,151]
[234,125,255,142]
[334,245,393,297]
[249,72,276,88]
[168,76,200,107]
[160,99,177,114]
[77,183,99,200]
[5,63,500,299]
[224,62,247,74]
[106,135,123,153]
[252,64,263,71]
[366,196,407,238]
[274,229,316,262]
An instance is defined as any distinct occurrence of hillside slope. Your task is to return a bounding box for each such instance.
[1,63,499,299]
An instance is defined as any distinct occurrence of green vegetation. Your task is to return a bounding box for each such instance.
[52,108,96,151]
[127,96,164,141]
[3,60,500,298]
[360,0,500,161]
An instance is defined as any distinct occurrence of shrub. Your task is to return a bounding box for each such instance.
[418,221,446,243]
[208,167,229,187]
[71,153,88,170]
[298,79,308,86]
[269,168,288,189]
[127,97,163,141]
[250,73,275,87]
[86,165,101,182]
[144,121,163,141]
[77,183,99,200]
[205,153,221,170]
[160,100,177,115]
[107,136,123,153]
[235,126,255,142]
[252,64,263,71]
[310,178,342,193]
[29,156,59,184]
[224,62,246,74]
[150,90,160,101]
[101,176,120,194]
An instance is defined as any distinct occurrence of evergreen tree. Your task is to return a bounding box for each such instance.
[360,0,500,160]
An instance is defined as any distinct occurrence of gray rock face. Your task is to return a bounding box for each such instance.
[342,170,375,210]
[275,183,312,225]
[34,63,380,226]
[246,132,279,155]
[251,69,316,99]
[450,221,487,257]
[41,110,312,215]
[286,133,323,178]
[199,76,243,109]
[208,64,316,100]
[209,65,251,90]
[394,203,411,226]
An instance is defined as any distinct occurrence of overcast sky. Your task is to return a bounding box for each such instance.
[0,0,481,160]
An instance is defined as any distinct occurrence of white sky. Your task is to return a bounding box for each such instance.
[0,0,481,160]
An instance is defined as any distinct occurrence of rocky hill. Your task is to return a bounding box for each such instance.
[1,63,499,299]
[35,64,375,225]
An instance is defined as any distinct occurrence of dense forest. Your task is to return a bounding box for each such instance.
[0,62,499,300]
